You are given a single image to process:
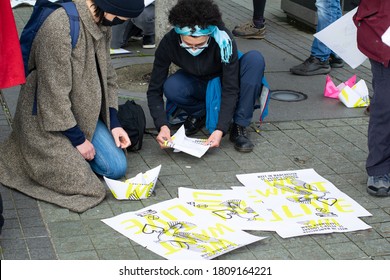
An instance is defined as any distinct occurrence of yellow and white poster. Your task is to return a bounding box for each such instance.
[235,169,372,238]
[178,187,276,231]
[102,198,265,260]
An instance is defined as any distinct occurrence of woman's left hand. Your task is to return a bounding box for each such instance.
[205,130,223,148]
[111,127,131,149]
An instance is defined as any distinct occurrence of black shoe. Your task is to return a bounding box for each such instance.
[184,115,205,136]
[290,56,331,76]
[229,123,254,152]
[364,105,370,116]
[142,35,155,49]
[329,54,344,68]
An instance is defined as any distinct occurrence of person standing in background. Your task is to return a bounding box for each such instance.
[354,0,390,197]
[290,0,344,76]
[0,0,145,213]
[232,0,267,39]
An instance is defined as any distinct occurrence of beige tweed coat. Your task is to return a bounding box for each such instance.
[0,0,120,212]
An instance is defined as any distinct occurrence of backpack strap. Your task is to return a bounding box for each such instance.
[20,0,79,77]
[23,0,80,115]
[59,2,80,49]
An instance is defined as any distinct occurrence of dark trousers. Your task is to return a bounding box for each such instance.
[0,192,4,235]
[366,59,390,176]
[253,0,267,20]
[163,50,265,127]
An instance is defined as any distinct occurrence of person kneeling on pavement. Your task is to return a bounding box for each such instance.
[146,0,266,153]
[0,0,144,213]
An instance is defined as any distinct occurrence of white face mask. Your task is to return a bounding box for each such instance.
[179,37,209,57]
[184,47,205,56]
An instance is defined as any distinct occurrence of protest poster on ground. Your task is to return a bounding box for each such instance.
[235,169,372,238]
[102,198,266,260]
[178,187,276,231]
[236,169,372,218]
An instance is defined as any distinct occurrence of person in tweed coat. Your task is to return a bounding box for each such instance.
[0,0,144,213]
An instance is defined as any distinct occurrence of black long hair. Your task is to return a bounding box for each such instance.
[90,0,105,23]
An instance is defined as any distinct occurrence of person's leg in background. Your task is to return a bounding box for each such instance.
[290,0,343,76]
[0,192,4,236]
[89,120,128,180]
[133,4,155,49]
[232,0,267,39]
[230,50,265,152]
[366,59,390,197]
[163,70,208,135]
[253,0,267,28]
[311,0,343,64]
[110,20,132,49]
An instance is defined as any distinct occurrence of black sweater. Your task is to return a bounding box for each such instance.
[146,27,240,134]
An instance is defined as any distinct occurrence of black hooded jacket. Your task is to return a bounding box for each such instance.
[146,26,239,134]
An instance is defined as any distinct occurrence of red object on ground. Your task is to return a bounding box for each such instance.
[0,0,26,89]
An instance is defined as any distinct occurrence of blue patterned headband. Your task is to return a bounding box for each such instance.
[174,25,233,63]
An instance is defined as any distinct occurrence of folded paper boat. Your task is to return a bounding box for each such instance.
[104,165,161,200]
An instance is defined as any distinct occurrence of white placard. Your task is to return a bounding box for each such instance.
[314,7,367,69]
[102,198,265,260]
[168,125,209,158]
[178,187,276,231]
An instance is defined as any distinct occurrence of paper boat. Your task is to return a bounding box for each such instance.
[324,74,356,99]
[104,165,161,200]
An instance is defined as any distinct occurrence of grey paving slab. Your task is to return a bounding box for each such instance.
[1,0,390,261]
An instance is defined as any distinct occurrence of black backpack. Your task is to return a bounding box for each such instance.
[117,100,146,151]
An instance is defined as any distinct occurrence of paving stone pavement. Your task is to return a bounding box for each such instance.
[1,0,389,260]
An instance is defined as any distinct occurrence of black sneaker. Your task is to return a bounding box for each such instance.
[329,54,344,68]
[229,123,254,152]
[184,115,205,136]
[142,35,155,49]
[290,56,331,76]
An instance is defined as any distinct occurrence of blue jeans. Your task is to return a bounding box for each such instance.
[311,0,342,61]
[163,50,265,127]
[89,120,127,179]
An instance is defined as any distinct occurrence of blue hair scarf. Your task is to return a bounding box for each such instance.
[174,25,232,63]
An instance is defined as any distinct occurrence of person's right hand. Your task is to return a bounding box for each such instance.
[156,125,172,149]
[76,139,96,161]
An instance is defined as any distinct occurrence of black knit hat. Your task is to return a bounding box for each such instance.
[94,0,145,18]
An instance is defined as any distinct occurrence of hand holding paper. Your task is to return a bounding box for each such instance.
[166,125,209,158]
